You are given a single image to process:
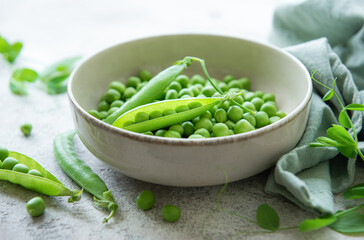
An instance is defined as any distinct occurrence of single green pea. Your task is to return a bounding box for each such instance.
[136,81,148,91]
[255,90,264,98]
[175,75,189,88]
[242,102,256,112]
[139,70,152,82]
[175,105,190,113]
[234,119,255,134]
[150,110,163,119]
[181,121,195,137]
[107,107,119,116]
[97,100,110,112]
[238,77,250,90]
[218,82,229,92]
[99,111,108,119]
[127,76,141,88]
[243,92,256,101]
[227,106,244,122]
[165,89,179,100]
[194,128,211,138]
[201,86,216,97]
[135,112,149,123]
[109,81,126,94]
[136,190,155,210]
[225,120,235,130]
[178,88,194,98]
[200,111,212,120]
[26,197,46,217]
[0,146,9,161]
[188,134,205,139]
[110,100,124,108]
[124,87,137,98]
[188,86,200,97]
[188,102,202,109]
[161,205,181,222]
[169,124,184,136]
[191,116,200,125]
[218,101,230,111]
[155,129,167,137]
[263,93,276,102]
[12,163,29,173]
[191,74,206,85]
[180,95,192,99]
[270,116,281,124]
[212,123,229,137]
[169,81,182,92]
[228,129,234,135]
[276,111,287,118]
[195,118,213,132]
[2,157,19,170]
[20,123,32,137]
[223,75,235,84]
[260,102,277,117]
[87,110,101,119]
[163,109,177,116]
[251,97,264,110]
[143,131,154,136]
[228,80,243,89]
[255,111,270,128]
[234,95,244,104]
[28,169,43,177]
[105,89,121,103]
[242,113,256,127]
[164,130,181,138]
[214,108,228,123]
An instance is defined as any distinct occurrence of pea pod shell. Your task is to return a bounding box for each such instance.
[105,59,190,124]
[9,151,63,185]
[0,169,73,196]
[113,97,221,133]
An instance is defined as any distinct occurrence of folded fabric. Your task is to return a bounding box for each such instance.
[265,0,364,215]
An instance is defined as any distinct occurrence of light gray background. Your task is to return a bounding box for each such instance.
[1,0,364,239]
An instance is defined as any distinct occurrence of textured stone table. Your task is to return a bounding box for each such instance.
[1,0,364,239]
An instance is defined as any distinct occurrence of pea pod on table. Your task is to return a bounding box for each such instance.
[0,150,82,202]
[54,130,118,223]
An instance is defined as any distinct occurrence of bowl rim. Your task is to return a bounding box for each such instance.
[68,33,312,146]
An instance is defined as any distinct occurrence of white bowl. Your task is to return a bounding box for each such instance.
[68,34,312,187]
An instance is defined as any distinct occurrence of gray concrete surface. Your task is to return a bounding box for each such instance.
[1,1,364,239]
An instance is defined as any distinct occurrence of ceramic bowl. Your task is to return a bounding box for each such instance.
[68,34,312,187]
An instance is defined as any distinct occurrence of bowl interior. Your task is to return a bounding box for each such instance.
[71,34,309,117]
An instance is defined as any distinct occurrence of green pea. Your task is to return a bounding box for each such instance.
[227,106,244,122]
[270,116,281,124]
[97,100,110,112]
[276,111,287,118]
[180,95,192,99]
[260,102,277,117]
[28,169,43,177]
[191,116,200,125]
[181,121,195,137]
[234,119,255,134]
[99,111,108,119]
[105,89,121,103]
[20,123,32,137]
[201,86,216,97]
[124,87,137,98]
[218,82,229,92]
[191,74,206,85]
[169,81,182,92]
[251,97,264,110]
[150,110,163,119]
[107,107,119,116]
[143,131,154,136]
[228,80,243,89]
[178,88,193,98]
[238,77,250,90]
[2,157,19,170]
[88,110,101,119]
[195,118,213,132]
[228,88,241,94]
[139,70,152,82]
[110,100,124,108]
[155,129,167,137]
[194,128,211,138]
[135,112,149,123]
[234,95,244,104]
[175,105,189,113]
[242,102,256,112]
[218,101,230,111]
[223,75,235,84]
[188,86,200,97]
[214,108,228,123]
[228,129,234,135]
[212,123,229,137]
[188,102,202,109]
[136,190,155,210]
[26,197,46,217]
[200,111,212,120]
[209,105,218,116]
[169,124,184,136]
[164,130,181,138]
[163,109,176,116]
[136,81,148,91]
[263,93,276,102]
[109,81,126,94]
[165,89,179,100]
[242,113,256,127]
[255,111,270,128]
[243,92,256,101]
[188,134,205,139]
[127,76,141,88]
[0,146,9,161]
[12,163,29,173]
[176,75,189,88]
[161,205,181,222]
[224,120,235,130]
[255,90,264,98]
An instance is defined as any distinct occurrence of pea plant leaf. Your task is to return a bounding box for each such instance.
[338,110,352,129]
[345,103,364,111]
[299,214,337,232]
[343,183,364,199]
[256,204,280,231]
[9,68,39,95]
[326,124,357,158]
[329,212,364,233]
[0,35,23,63]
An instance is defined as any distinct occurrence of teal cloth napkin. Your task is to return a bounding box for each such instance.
[265,0,364,215]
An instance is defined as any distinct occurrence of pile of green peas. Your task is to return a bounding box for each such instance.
[88,70,286,139]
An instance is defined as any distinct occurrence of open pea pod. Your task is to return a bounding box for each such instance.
[112,97,222,133]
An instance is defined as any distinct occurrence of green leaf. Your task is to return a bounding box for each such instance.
[12,68,38,82]
[327,125,356,146]
[336,145,358,159]
[299,214,337,232]
[0,35,10,53]
[7,42,23,63]
[343,183,364,199]
[322,89,334,101]
[338,110,351,129]
[256,204,280,231]
[315,137,340,147]
[345,104,364,111]
[9,79,27,95]
[330,212,364,233]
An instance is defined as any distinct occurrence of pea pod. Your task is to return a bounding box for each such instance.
[105,57,192,124]
[113,97,222,133]
[54,130,118,223]
[0,151,81,202]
